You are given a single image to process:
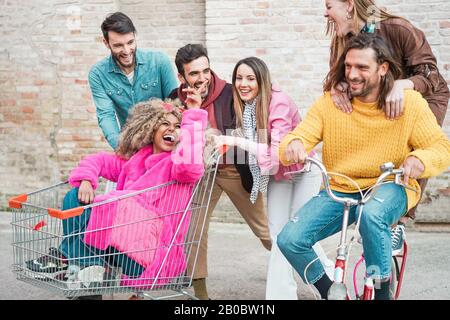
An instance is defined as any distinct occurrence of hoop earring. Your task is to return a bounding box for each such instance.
[346,11,353,20]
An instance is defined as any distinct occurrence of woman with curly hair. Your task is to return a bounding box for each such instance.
[26,89,207,299]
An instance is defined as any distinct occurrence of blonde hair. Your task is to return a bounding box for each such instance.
[327,0,400,69]
[232,57,272,145]
[115,99,183,159]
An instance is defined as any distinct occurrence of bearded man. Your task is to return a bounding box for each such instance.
[89,12,178,149]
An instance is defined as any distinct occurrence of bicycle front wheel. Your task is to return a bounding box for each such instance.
[390,256,400,299]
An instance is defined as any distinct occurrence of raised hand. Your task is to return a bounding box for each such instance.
[182,81,208,109]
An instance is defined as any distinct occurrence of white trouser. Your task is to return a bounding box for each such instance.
[265,165,334,300]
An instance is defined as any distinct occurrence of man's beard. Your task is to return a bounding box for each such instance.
[112,49,136,69]
[200,86,209,99]
[348,78,377,98]
[184,78,209,99]
[347,66,381,98]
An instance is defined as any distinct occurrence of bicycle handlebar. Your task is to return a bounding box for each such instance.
[284,157,405,206]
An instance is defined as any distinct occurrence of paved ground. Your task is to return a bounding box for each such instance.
[1,212,449,300]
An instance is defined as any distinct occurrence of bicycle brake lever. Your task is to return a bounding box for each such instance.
[394,174,419,193]
[303,160,312,172]
[284,159,312,176]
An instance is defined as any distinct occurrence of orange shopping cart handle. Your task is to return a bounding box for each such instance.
[9,193,84,220]
[48,207,84,220]
[8,194,28,209]
[219,144,229,155]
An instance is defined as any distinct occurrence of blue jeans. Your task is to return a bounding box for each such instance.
[59,188,144,277]
[277,183,407,284]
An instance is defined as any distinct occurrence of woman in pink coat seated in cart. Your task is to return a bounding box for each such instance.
[26,85,207,294]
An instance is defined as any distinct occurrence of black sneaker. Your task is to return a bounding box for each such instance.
[25,247,68,276]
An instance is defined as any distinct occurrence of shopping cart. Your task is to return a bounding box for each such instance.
[8,147,226,300]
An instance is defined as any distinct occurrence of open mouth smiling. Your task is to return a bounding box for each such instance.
[163,134,176,142]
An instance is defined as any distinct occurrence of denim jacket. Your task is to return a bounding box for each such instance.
[88,49,178,148]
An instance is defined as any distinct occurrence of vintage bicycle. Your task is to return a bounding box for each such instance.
[285,157,413,300]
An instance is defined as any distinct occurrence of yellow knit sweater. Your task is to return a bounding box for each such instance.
[279,90,450,210]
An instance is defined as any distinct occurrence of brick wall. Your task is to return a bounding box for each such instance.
[119,0,206,57]
[1,0,449,225]
[0,0,205,199]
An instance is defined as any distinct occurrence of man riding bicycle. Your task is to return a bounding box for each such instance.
[277,33,450,300]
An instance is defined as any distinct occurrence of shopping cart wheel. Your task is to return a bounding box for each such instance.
[129,293,145,300]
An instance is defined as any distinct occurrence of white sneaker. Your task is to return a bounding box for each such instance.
[65,265,81,290]
[77,265,105,288]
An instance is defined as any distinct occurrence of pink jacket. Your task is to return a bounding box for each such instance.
[255,86,313,180]
[68,109,208,287]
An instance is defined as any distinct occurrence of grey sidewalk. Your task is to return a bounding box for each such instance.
[0,212,449,300]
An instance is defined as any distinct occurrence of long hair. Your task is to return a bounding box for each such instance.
[327,0,400,68]
[115,99,183,159]
[324,33,402,109]
[232,57,272,144]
